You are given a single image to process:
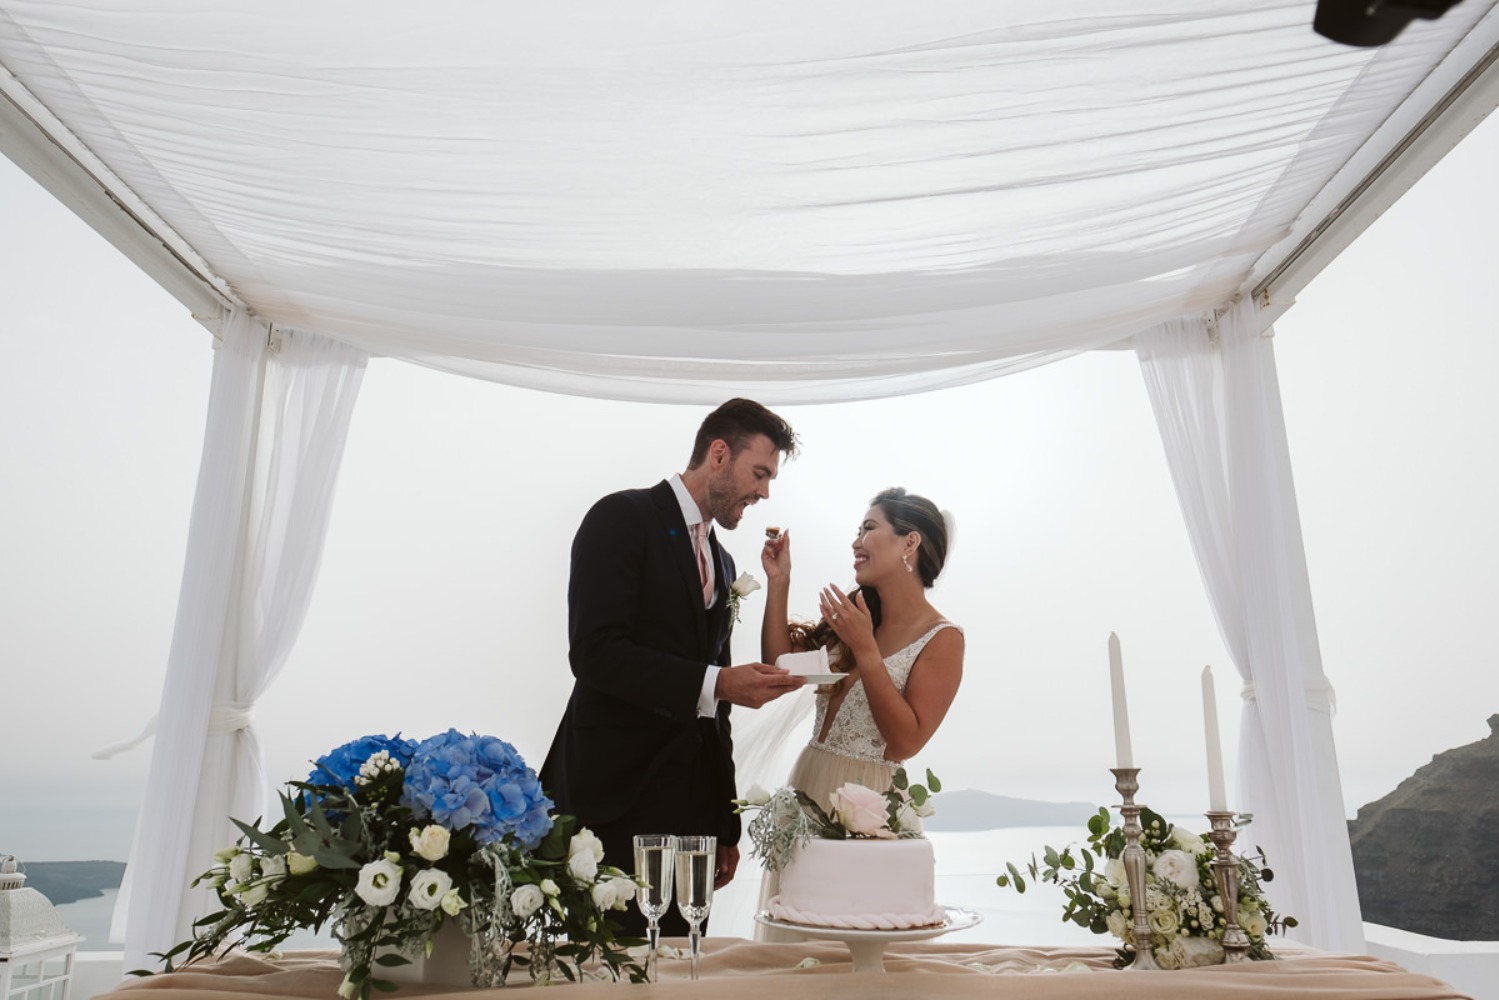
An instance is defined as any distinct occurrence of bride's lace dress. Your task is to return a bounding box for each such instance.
[754,621,961,940]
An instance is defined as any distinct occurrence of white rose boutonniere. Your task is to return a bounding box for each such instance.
[726,571,761,624]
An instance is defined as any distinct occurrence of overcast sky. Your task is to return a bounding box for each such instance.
[1,111,1495,865]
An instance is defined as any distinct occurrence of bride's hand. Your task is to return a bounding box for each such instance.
[762,529,792,582]
[819,584,873,649]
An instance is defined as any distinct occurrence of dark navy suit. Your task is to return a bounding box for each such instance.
[540,480,739,935]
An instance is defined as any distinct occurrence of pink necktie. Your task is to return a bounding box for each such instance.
[694,522,714,607]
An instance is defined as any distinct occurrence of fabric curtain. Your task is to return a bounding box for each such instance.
[115,311,368,971]
[1135,301,1363,952]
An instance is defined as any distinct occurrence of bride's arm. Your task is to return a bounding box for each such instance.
[760,530,800,662]
[859,627,963,761]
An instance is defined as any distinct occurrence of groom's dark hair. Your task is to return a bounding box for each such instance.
[687,398,799,469]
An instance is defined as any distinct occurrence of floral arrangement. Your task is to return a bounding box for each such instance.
[995,806,1296,969]
[725,571,761,624]
[734,768,939,873]
[152,730,645,997]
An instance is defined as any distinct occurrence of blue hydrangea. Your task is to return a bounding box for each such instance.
[402,729,554,849]
[307,733,417,794]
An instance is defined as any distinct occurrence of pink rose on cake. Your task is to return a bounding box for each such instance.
[829,783,895,838]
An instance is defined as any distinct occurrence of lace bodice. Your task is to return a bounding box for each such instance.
[808,622,962,765]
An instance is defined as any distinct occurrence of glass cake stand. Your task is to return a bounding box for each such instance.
[754,906,982,973]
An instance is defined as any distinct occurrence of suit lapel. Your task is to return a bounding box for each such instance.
[650,480,710,651]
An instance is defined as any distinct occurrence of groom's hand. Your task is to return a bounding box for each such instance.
[716,662,804,708]
[715,845,739,889]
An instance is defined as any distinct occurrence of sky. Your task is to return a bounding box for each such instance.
[1,109,1496,866]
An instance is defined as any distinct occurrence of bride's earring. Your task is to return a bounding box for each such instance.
[902,553,913,573]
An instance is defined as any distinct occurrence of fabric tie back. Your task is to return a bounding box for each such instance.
[694,521,714,608]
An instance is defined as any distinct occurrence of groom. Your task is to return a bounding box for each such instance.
[540,398,803,936]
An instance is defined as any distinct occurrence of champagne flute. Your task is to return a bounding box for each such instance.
[632,834,676,982]
[673,834,716,981]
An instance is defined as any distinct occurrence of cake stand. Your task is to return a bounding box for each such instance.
[755,906,982,973]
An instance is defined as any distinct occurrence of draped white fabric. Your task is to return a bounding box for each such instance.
[113,313,368,971]
[1135,302,1361,952]
[1,1,1495,401]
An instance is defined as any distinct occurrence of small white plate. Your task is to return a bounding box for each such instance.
[799,673,840,685]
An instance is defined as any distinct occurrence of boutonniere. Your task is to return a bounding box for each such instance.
[725,571,761,624]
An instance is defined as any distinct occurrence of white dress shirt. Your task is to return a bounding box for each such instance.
[669,474,723,718]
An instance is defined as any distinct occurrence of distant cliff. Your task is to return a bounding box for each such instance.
[1348,713,1499,940]
[12,860,126,906]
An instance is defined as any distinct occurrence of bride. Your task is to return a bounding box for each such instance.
[754,487,964,937]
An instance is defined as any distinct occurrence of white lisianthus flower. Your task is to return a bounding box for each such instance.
[1105,910,1130,941]
[409,825,451,862]
[510,884,544,919]
[540,878,560,897]
[569,829,605,863]
[591,881,616,911]
[408,868,454,911]
[288,851,318,876]
[828,783,891,838]
[355,858,402,907]
[1169,936,1225,968]
[742,784,772,807]
[228,853,255,884]
[610,876,639,909]
[1152,850,1200,891]
[1103,858,1126,888]
[440,888,467,916]
[337,975,357,999]
[1241,910,1269,939]
[568,850,599,882]
[261,854,288,879]
[214,847,241,863]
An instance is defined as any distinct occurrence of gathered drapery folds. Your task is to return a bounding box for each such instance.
[114,310,368,972]
[1135,301,1362,953]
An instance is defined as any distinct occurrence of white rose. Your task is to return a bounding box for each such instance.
[1148,907,1180,936]
[355,858,403,907]
[408,868,453,911]
[409,825,451,862]
[1105,910,1130,941]
[261,854,287,879]
[828,783,890,837]
[1169,827,1210,856]
[1152,850,1200,891]
[1241,910,1269,939]
[568,829,606,863]
[228,853,255,884]
[511,884,544,918]
[288,851,318,876]
[742,784,772,807]
[1169,936,1225,968]
[731,572,761,597]
[568,850,599,882]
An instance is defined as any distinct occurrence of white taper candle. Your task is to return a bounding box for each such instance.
[1108,632,1133,769]
[1202,664,1228,811]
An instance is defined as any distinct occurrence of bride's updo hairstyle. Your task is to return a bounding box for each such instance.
[870,487,949,589]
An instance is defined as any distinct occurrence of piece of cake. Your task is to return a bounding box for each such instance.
[766,838,944,930]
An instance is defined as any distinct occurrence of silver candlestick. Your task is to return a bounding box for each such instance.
[1205,811,1251,963]
[1111,768,1160,970]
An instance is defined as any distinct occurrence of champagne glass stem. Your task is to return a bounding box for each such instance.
[646,920,660,983]
[688,924,702,981]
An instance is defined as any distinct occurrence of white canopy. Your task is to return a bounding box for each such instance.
[3,0,1497,970]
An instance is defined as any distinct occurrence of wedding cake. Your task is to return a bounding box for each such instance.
[765,838,945,930]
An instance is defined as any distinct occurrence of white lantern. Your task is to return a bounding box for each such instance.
[0,857,84,1000]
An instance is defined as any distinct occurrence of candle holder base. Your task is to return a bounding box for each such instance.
[1205,810,1251,964]
[1112,768,1160,971]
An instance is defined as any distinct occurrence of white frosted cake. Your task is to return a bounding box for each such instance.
[766,838,945,930]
